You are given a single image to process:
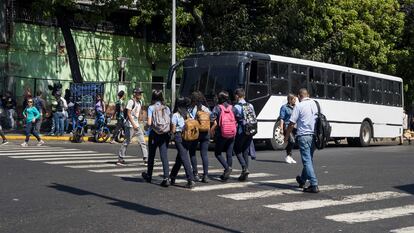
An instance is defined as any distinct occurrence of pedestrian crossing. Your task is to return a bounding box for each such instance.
[1,144,413,230]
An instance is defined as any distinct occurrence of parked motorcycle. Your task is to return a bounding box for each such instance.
[94,114,111,143]
[73,113,87,143]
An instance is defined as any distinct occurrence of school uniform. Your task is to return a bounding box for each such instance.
[170,112,195,183]
[188,105,210,179]
[23,106,41,142]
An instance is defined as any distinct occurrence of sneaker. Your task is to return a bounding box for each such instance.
[160,178,169,187]
[170,177,176,185]
[238,168,250,182]
[185,180,196,189]
[1,140,9,145]
[110,140,116,144]
[116,159,126,166]
[285,155,294,164]
[37,140,45,146]
[289,156,297,164]
[201,175,209,183]
[220,168,232,181]
[303,185,320,193]
[193,172,200,182]
[143,158,148,166]
[141,172,151,183]
[296,175,305,188]
[21,142,28,147]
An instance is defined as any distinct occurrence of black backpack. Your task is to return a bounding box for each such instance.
[314,101,331,150]
[240,102,258,136]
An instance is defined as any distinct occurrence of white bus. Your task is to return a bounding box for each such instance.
[168,51,404,149]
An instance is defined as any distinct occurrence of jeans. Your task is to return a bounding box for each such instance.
[297,135,318,186]
[54,111,64,135]
[7,109,15,129]
[234,133,253,169]
[119,125,148,160]
[35,115,43,133]
[189,132,209,176]
[70,116,77,132]
[285,128,296,156]
[25,121,41,142]
[170,133,194,181]
[214,135,234,170]
[0,124,6,141]
[147,131,170,179]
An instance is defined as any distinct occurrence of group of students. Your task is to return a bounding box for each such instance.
[116,87,257,189]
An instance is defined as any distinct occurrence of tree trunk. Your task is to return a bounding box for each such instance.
[56,8,83,83]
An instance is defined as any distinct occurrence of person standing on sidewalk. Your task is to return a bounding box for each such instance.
[279,94,297,164]
[141,89,171,187]
[117,88,148,166]
[0,98,8,145]
[33,91,46,134]
[21,98,45,147]
[54,94,67,136]
[110,91,126,144]
[4,91,16,130]
[188,91,211,183]
[284,88,319,193]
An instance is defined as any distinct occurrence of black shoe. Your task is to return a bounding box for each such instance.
[201,175,209,183]
[303,185,319,193]
[296,175,305,188]
[160,178,169,187]
[141,172,151,183]
[185,180,196,189]
[193,172,200,182]
[170,177,176,185]
[238,168,250,182]
[220,168,232,181]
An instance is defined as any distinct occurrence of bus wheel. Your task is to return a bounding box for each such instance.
[357,121,372,147]
[266,122,286,150]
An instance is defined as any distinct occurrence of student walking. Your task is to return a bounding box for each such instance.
[169,97,196,189]
[188,91,211,183]
[210,91,236,181]
[21,98,45,147]
[117,88,149,166]
[142,90,171,187]
[233,88,257,181]
[279,94,297,164]
[33,91,46,133]
[284,88,319,193]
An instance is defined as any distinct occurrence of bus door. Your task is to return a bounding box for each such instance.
[246,60,270,112]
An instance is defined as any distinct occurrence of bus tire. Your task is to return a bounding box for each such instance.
[357,121,372,147]
[266,122,286,150]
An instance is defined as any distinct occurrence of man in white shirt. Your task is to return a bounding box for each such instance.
[284,88,319,193]
[117,88,148,166]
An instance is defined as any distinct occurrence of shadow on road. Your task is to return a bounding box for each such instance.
[48,183,242,233]
[395,184,414,195]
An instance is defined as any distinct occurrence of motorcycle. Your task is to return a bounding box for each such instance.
[112,120,126,143]
[94,114,111,143]
[73,113,87,143]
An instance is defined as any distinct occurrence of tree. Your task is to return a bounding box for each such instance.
[31,0,135,83]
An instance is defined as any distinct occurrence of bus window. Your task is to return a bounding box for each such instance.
[326,70,341,100]
[382,80,393,106]
[250,61,267,84]
[290,65,308,94]
[370,77,382,104]
[356,76,369,103]
[341,73,355,101]
[247,60,269,100]
[270,62,289,95]
[309,68,325,98]
[393,81,402,106]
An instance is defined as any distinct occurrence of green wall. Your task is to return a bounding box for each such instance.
[2,22,174,106]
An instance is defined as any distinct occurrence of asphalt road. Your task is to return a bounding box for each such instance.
[0,141,413,233]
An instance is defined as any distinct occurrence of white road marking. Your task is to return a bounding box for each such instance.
[0,148,79,153]
[11,153,115,159]
[45,159,143,164]
[325,204,414,223]
[219,184,360,200]
[191,178,296,192]
[28,155,124,161]
[265,191,410,211]
[390,226,414,233]
[2,151,97,156]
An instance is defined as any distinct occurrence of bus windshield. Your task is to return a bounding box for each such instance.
[180,64,240,100]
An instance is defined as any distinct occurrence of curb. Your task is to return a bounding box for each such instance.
[5,135,149,142]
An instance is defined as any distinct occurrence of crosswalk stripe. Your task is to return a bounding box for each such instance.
[219,184,360,201]
[2,151,97,156]
[45,159,143,164]
[264,191,410,211]
[65,161,160,169]
[191,178,296,192]
[0,148,80,153]
[10,153,115,159]
[390,226,414,233]
[112,167,223,177]
[27,155,126,161]
[325,204,414,223]
[89,167,154,173]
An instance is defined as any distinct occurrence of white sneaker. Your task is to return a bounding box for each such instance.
[284,156,292,164]
[37,140,45,146]
[289,156,297,164]
[21,142,28,147]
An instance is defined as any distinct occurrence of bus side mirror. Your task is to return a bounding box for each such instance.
[167,61,182,89]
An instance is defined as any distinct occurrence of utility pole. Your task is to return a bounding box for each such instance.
[171,0,176,109]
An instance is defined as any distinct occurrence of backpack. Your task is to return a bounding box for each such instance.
[314,101,331,150]
[56,98,63,112]
[152,104,171,134]
[33,97,43,112]
[218,104,237,139]
[122,100,135,121]
[240,103,257,136]
[196,106,210,132]
[182,114,200,141]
